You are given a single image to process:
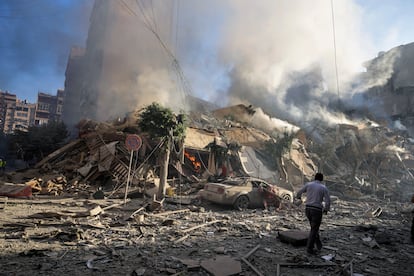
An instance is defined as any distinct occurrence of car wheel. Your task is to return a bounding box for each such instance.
[282,193,292,202]
[234,195,250,210]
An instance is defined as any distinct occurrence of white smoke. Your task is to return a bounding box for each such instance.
[84,0,398,127]
[250,107,299,136]
[394,119,407,131]
[353,48,400,93]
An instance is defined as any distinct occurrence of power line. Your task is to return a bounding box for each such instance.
[115,0,192,107]
[173,0,187,108]
[330,0,341,108]
[149,0,158,33]
[134,0,192,99]
[174,0,180,55]
[117,0,137,16]
[136,0,156,33]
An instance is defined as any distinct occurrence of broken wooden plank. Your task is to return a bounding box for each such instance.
[277,263,337,267]
[241,257,264,276]
[102,201,129,211]
[147,208,190,218]
[35,139,83,168]
[173,234,190,244]
[128,206,146,219]
[182,220,223,233]
[243,244,261,259]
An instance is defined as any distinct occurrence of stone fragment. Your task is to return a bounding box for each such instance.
[201,255,242,276]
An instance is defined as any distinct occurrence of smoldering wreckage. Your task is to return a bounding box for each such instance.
[1,104,414,276]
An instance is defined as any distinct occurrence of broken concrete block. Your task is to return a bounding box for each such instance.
[201,255,242,276]
[179,258,200,270]
[89,205,103,216]
[214,246,226,254]
[278,230,308,246]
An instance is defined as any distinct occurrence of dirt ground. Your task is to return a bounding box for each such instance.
[1,195,414,276]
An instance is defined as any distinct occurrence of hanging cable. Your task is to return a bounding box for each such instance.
[174,0,180,55]
[118,0,137,16]
[149,0,158,33]
[330,0,341,108]
[197,150,214,175]
[172,0,187,106]
[134,0,192,101]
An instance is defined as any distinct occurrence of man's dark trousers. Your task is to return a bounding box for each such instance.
[411,215,414,243]
[305,206,323,252]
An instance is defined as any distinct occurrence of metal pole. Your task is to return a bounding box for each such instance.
[124,150,134,204]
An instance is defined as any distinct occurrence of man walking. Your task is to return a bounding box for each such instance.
[296,172,330,254]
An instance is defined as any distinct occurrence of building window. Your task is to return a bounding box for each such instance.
[38,103,49,111]
[16,112,27,117]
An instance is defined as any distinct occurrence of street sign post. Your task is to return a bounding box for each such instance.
[124,134,142,204]
[125,134,142,151]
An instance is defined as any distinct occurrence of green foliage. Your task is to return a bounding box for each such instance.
[138,102,186,141]
[8,121,68,161]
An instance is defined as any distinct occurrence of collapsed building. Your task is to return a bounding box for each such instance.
[52,0,414,203]
[359,42,414,136]
[2,102,413,205]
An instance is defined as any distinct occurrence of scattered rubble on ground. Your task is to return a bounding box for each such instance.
[1,195,413,275]
[1,104,414,275]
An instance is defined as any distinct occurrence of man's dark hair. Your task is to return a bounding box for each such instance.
[314,172,323,181]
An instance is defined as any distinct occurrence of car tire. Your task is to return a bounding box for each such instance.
[234,195,250,210]
[282,194,292,202]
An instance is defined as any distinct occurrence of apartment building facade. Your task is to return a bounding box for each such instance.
[13,100,36,132]
[0,91,17,134]
[0,90,64,134]
[35,91,65,126]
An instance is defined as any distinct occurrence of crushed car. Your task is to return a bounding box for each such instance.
[198,177,293,210]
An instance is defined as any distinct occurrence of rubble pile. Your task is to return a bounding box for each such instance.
[0,194,413,275]
[1,104,414,275]
[306,123,414,201]
[1,119,164,199]
[1,104,414,203]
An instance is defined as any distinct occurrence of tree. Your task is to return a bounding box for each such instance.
[8,121,68,163]
[138,103,186,199]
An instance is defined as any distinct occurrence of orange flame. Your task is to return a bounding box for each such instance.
[184,151,201,171]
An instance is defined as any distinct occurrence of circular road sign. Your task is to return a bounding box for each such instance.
[125,134,142,151]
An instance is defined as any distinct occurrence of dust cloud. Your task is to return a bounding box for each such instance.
[82,0,398,127]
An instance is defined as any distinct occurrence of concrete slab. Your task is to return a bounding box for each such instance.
[278,230,308,246]
[201,255,242,276]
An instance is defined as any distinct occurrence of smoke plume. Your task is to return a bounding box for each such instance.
[79,0,399,127]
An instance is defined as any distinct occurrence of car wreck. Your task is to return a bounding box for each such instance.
[198,177,293,210]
